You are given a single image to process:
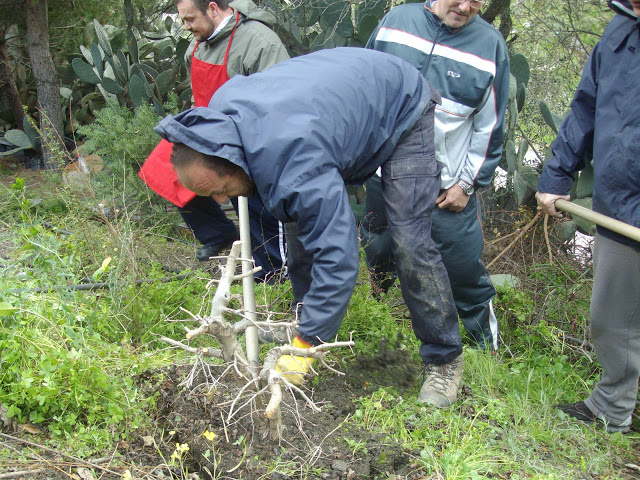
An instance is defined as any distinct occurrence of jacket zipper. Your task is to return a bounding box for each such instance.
[424,21,443,77]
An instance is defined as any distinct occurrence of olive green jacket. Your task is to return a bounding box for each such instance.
[184,0,289,80]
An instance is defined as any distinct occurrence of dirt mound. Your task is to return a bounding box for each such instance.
[146,341,425,479]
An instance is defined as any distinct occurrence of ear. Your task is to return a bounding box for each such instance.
[206,1,220,16]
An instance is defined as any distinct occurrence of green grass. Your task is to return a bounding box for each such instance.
[347,347,636,479]
[342,287,638,479]
[0,173,637,476]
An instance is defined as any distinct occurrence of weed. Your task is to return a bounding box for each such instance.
[201,430,222,478]
[344,437,368,456]
[77,104,159,176]
[0,164,637,479]
[170,442,191,475]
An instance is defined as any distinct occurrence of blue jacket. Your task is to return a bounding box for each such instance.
[155,47,434,343]
[538,1,640,250]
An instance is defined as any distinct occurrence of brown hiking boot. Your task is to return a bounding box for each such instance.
[417,352,464,408]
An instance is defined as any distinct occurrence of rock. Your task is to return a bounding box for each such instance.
[332,459,349,473]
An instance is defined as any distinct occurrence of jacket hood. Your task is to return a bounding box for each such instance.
[609,0,639,18]
[154,108,249,176]
[230,0,278,26]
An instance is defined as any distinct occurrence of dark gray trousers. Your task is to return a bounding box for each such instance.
[585,233,640,426]
[362,175,497,350]
[380,111,461,365]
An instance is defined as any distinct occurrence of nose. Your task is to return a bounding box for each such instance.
[458,0,471,11]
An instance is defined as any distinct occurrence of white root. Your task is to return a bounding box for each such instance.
[161,241,356,441]
[160,336,223,358]
[259,338,355,430]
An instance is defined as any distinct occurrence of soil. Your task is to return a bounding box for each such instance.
[136,338,427,480]
[0,341,429,480]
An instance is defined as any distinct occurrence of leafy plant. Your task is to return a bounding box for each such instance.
[65,18,190,124]
[500,53,540,207]
[0,117,40,157]
[77,102,160,173]
[265,0,389,53]
[344,437,368,456]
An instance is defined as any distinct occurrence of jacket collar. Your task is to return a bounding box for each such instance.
[609,0,638,18]
[604,1,640,51]
[154,107,250,177]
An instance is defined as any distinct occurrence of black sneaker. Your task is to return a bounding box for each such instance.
[196,239,235,261]
[555,401,631,433]
[557,401,596,422]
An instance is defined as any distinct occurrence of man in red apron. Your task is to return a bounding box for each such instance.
[139,0,288,281]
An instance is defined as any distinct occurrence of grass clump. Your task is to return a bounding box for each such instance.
[0,305,163,455]
[0,176,198,455]
[341,274,639,479]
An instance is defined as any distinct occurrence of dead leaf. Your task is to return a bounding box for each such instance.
[142,435,155,447]
[76,467,95,480]
[84,154,104,173]
[18,423,42,434]
[118,440,129,449]
[625,463,640,473]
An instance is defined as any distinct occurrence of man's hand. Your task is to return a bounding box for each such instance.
[535,191,570,218]
[275,336,315,386]
[436,184,471,212]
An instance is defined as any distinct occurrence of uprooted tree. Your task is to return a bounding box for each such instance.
[161,240,354,440]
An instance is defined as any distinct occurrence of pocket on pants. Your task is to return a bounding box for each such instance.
[383,158,441,224]
[389,157,441,179]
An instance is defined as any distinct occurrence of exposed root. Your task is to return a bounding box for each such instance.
[161,240,355,441]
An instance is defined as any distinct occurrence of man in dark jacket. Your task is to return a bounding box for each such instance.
[536,0,640,433]
[155,48,464,400]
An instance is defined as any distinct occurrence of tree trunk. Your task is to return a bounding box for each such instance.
[24,0,65,170]
[481,0,512,40]
[124,0,135,31]
[0,38,24,128]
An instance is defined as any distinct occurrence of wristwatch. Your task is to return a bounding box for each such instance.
[457,179,475,196]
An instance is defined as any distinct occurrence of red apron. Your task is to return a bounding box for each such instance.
[138,12,240,207]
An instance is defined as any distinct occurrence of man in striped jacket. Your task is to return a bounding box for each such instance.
[362,0,509,407]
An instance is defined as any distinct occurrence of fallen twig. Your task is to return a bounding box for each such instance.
[0,468,48,479]
[0,433,120,476]
[487,212,543,270]
[543,213,553,264]
[160,335,222,358]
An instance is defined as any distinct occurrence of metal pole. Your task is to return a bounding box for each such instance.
[238,196,260,368]
[555,199,640,243]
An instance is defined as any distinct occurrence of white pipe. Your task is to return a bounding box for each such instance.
[555,199,640,243]
[238,196,260,369]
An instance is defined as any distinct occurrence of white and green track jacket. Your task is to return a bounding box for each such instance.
[367,2,510,190]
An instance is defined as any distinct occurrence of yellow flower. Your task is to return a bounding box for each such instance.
[176,442,189,453]
[203,430,216,441]
[122,470,133,480]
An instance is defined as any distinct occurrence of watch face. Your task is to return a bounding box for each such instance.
[458,181,473,195]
